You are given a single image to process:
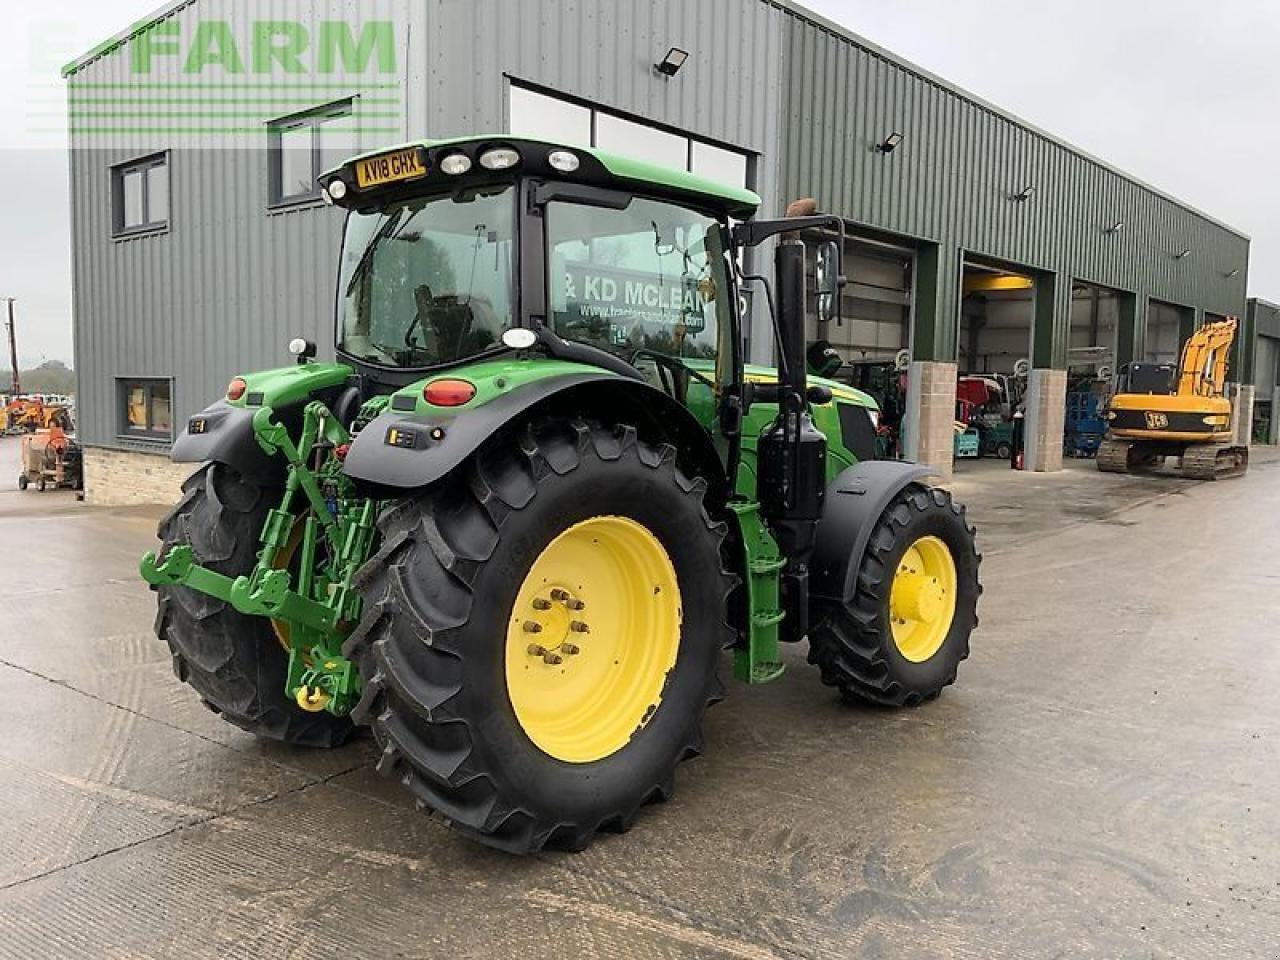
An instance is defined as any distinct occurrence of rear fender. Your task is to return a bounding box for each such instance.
[171,400,287,486]
[170,362,354,486]
[341,375,729,501]
[809,460,938,604]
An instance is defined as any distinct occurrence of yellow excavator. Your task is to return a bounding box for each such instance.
[1097,317,1248,480]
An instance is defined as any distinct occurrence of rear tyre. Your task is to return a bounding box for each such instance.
[17,474,27,490]
[153,463,354,747]
[807,485,980,707]
[345,419,733,853]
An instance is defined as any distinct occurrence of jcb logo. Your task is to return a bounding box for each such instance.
[1145,412,1169,429]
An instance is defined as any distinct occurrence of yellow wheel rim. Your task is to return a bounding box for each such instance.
[504,516,682,764]
[889,535,957,663]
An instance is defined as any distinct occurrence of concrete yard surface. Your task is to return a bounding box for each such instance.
[0,436,1277,959]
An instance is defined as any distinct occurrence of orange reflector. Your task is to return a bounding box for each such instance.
[423,379,476,407]
[227,377,248,401]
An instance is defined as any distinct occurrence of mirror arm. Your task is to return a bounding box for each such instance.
[732,214,845,248]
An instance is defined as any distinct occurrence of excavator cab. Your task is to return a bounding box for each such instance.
[1114,362,1176,396]
[1098,318,1248,480]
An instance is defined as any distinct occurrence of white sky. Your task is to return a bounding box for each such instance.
[2,0,1277,367]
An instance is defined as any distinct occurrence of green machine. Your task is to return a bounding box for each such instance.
[141,136,981,853]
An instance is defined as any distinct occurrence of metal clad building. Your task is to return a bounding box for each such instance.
[64,0,1251,500]
[776,5,1249,366]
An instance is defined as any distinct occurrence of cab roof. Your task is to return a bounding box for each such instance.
[328,134,762,219]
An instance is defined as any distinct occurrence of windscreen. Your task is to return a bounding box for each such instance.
[337,186,515,368]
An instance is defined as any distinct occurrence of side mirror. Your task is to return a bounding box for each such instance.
[815,240,843,325]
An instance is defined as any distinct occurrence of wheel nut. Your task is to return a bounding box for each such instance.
[570,621,590,634]
[561,643,580,656]
[565,598,586,610]
[527,644,547,657]
[550,588,571,602]
[532,597,552,610]
[543,651,564,665]
[523,621,542,633]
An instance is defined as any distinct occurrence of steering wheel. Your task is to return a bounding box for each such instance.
[404,283,435,348]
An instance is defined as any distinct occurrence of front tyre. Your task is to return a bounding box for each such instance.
[345,420,733,853]
[807,485,980,706]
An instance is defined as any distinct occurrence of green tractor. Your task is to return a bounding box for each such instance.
[141,136,980,853]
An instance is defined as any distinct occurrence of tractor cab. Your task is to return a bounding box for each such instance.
[327,138,751,397]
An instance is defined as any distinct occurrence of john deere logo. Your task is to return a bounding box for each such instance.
[1145,411,1169,429]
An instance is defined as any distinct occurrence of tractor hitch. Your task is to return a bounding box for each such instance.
[142,399,378,717]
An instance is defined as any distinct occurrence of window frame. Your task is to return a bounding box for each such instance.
[111,152,170,238]
[116,377,174,443]
[268,99,355,209]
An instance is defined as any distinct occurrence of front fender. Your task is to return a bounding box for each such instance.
[809,460,938,604]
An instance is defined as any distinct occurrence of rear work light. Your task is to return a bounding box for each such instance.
[226,377,248,401]
[479,147,520,171]
[423,379,476,407]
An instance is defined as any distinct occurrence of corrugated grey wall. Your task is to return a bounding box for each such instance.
[775,6,1250,365]
[69,0,1249,450]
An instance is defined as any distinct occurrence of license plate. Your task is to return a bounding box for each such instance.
[355,148,427,188]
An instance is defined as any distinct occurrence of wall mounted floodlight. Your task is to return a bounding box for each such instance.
[655,47,689,77]
[1106,220,1124,234]
[1224,268,1241,279]
[1175,248,1192,260]
[875,132,905,153]
[1013,185,1035,202]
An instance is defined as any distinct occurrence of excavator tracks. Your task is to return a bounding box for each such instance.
[1180,443,1248,481]
[1096,439,1133,474]
[1096,438,1249,480]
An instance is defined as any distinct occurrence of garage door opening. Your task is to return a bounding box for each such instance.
[1063,282,1121,459]
[804,233,914,459]
[1255,334,1279,444]
[1145,299,1194,364]
[956,262,1034,468]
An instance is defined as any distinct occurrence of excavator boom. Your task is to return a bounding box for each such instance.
[1175,318,1237,398]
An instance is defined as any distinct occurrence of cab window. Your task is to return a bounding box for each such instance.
[545,197,732,379]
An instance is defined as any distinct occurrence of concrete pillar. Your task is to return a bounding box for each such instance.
[1228,384,1254,448]
[904,360,957,479]
[1023,368,1067,472]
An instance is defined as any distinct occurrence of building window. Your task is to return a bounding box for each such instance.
[112,153,169,236]
[595,113,689,171]
[508,83,751,189]
[269,100,354,205]
[509,86,591,148]
[119,379,172,441]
